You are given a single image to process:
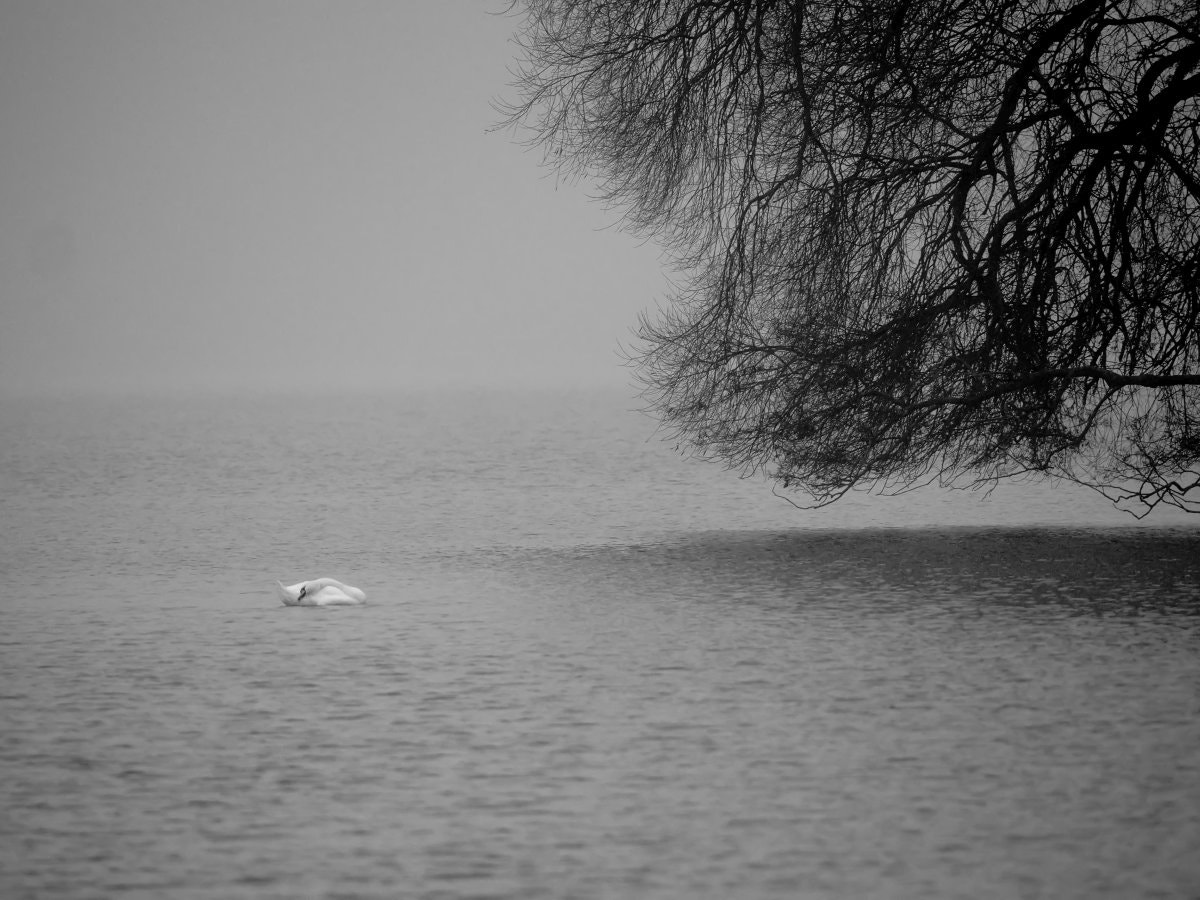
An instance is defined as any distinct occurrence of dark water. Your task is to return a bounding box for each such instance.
[1,390,1198,898]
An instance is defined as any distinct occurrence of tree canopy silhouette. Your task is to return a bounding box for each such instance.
[502,0,1200,514]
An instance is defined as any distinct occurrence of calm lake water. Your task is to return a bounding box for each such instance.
[1,389,1198,899]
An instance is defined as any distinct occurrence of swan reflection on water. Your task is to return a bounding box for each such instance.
[275,577,367,607]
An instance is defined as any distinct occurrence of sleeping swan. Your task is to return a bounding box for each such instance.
[276,577,367,607]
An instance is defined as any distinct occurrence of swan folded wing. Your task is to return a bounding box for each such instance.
[339,583,366,602]
[305,585,358,605]
[306,577,366,602]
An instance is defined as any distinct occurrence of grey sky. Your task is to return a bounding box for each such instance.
[0,1,666,394]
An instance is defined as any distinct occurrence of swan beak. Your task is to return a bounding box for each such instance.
[298,586,306,600]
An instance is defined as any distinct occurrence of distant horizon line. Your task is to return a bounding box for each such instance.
[0,379,648,401]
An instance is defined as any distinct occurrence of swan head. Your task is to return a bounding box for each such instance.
[297,584,308,601]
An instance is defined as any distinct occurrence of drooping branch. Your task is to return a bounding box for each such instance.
[504,0,1200,515]
[895,367,1200,411]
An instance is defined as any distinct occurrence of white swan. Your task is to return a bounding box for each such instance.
[275,577,367,607]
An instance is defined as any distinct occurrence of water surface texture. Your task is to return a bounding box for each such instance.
[1,390,1197,899]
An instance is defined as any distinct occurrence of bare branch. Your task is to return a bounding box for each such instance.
[504,0,1200,516]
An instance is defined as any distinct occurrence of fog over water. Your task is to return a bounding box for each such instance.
[0,2,664,395]
[1,391,1198,899]
[2,4,1198,899]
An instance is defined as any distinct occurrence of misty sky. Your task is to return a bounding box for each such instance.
[0,1,667,394]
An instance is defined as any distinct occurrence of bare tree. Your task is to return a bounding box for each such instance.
[502,0,1200,514]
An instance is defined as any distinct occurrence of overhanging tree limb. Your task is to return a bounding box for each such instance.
[898,367,1200,411]
[502,0,1200,515]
